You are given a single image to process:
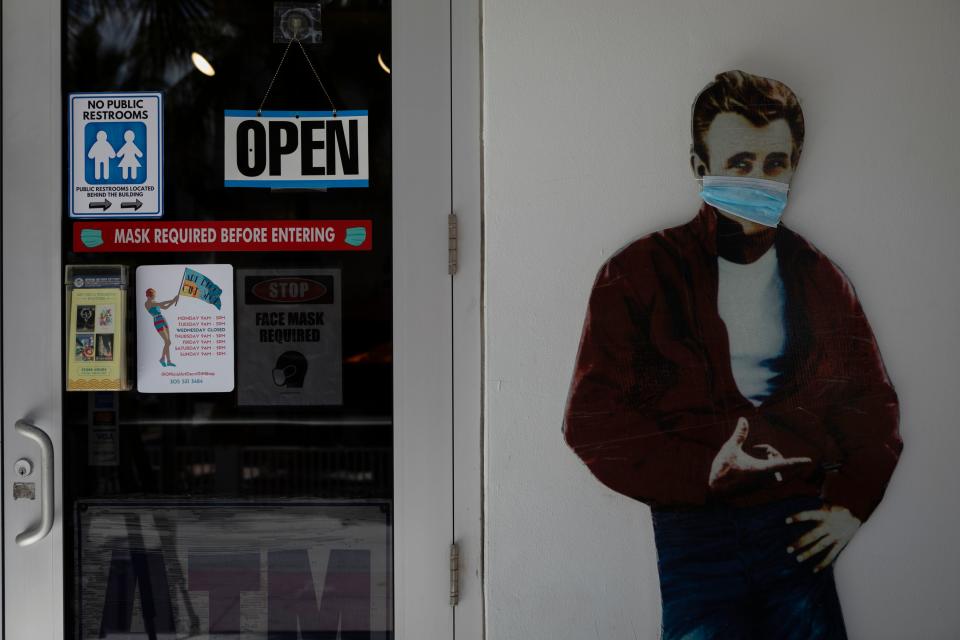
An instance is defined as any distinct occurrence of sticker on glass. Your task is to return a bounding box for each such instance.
[68,92,163,218]
[236,268,342,406]
[77,501,391,638]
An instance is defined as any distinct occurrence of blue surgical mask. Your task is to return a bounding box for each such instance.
[699,175,790,227]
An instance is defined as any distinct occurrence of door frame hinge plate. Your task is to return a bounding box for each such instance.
[448,213,458,276]
[449,541,460,606]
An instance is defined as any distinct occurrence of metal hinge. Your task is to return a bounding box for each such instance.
[449,542,460,606]
[448,213,458,276]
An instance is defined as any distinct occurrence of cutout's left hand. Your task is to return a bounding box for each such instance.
[786,505,861,573]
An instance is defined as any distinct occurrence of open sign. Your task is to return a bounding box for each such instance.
[224,110,369,188]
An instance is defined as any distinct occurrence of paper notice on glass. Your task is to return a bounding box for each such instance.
[136,264,234,393]
[236,268,342,406]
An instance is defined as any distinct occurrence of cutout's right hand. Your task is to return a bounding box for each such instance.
[708,417,812,492]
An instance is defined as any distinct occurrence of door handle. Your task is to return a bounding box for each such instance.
[14,419,54,546]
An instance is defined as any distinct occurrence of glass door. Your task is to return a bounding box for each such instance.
[2,0,455,638]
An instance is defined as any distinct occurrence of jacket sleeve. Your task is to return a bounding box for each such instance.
[563,257,719,508]
[820,273,902,522]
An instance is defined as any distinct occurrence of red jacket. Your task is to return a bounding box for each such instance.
[564,206,901,522]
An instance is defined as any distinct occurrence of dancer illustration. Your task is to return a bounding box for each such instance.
[87,130,116,180]
[145,288,179,367]
[117,130,143,180]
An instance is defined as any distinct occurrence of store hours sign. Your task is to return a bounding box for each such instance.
[69,92,163,218]
[224,110,369,188]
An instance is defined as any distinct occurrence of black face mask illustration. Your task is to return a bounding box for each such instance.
[272,351,308,388]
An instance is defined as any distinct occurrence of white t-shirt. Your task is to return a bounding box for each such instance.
[717,248,787,406]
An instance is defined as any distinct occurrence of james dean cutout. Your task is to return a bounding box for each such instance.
[564,70,901,640]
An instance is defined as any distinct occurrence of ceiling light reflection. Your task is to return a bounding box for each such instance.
[191,52,215,77]
[377,52,391,75]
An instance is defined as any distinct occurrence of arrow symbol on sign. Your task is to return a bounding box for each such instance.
[121,199,143,211]
[90,199,112,211]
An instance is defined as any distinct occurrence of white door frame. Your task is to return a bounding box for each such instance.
[1,0,484,637]
[451,0,484,636]
[2,0,66,637]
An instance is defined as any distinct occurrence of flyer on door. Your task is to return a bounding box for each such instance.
[136,264,234,393]
[67,286,126,391]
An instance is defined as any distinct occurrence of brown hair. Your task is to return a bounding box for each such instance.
[691,70,805,172]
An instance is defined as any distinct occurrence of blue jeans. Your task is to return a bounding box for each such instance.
[651,497,847,640]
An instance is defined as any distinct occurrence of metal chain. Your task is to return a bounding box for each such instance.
[257,37,337,117]
[257,38,294,116]
[296,38,337,116]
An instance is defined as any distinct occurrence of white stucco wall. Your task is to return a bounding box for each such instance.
[483,1,960,638]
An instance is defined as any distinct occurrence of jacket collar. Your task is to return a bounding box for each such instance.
[691,203,721,257]
[691,203,808,265]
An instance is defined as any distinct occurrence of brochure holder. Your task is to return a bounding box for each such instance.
[65,265,129,391]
